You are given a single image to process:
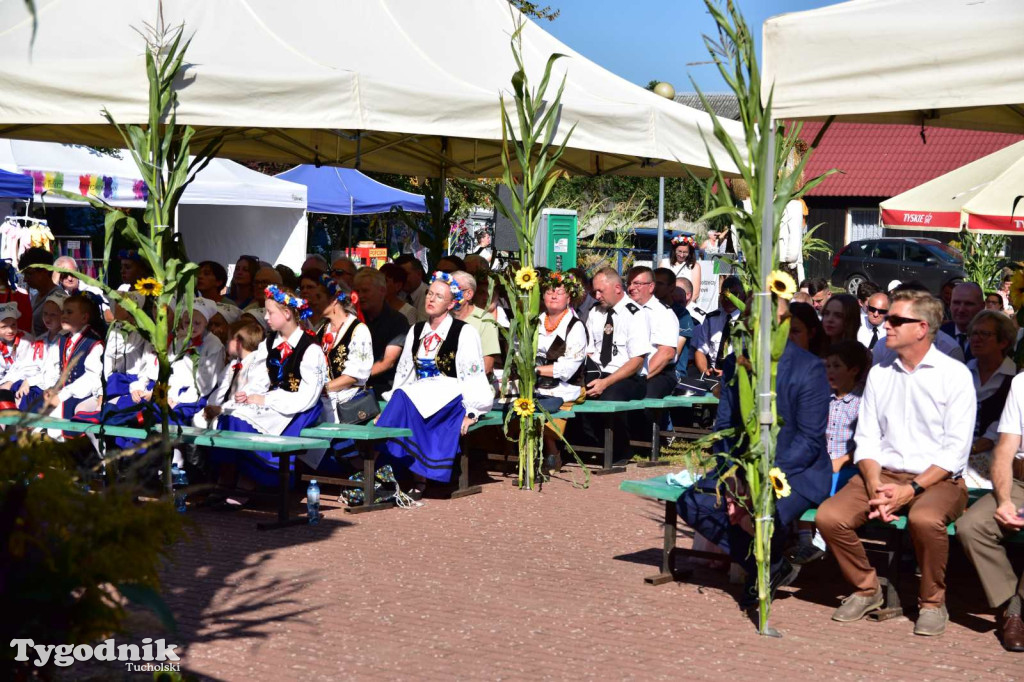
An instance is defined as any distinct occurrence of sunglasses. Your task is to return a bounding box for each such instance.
[331,268,355,277]
[885,314,924,327]
[867,305,889,315]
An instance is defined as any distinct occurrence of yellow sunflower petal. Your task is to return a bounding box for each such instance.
[1010,269,1024,309]
[768,466,791,498]
[766,270,797,300]
[515,267,539,291]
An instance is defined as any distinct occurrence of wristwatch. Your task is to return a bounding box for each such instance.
[910,481,925,497]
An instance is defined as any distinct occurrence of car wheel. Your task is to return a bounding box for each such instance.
[845,274,867,295]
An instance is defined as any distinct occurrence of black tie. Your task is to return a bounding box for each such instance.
[600,310,614,367]
[869,326,879,350]
[222,364,242,403]
[957,333,968,355]
[715,316,732,367]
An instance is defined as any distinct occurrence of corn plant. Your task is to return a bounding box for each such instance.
[467,19,576,490]
[690,0,836,635]
[955,227,1004,291]
[50,17,221,494]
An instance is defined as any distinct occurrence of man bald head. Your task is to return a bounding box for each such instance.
[950,281,984,332]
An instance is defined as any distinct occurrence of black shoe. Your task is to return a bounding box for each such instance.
[739,560,801,610]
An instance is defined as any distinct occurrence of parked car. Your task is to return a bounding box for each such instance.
[829,237,965,295]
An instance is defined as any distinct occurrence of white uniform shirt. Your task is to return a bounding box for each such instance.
[854,344,976,475]
[996,373,1024,460]
[585,295,650,375]
[639,297,681,376]
[537,309,587,403]
[693,308,741,370]
[387,314,494,417]
[871,329,964,365]
[857,312,887,349]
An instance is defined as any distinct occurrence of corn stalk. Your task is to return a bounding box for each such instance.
[466,18,575,490]
[954,227,1004,291]
[692,0,836,635]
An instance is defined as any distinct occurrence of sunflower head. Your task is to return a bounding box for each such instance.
[1010,269,1024,309]
[515,267,538,291]
[766,270,797,300]
[768,466,791,499]
[512,397,535,417]
[134,277,163,297]
[152,383,169,408]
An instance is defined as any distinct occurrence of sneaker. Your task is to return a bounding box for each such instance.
[831,588,884,622]
[789,542,826,566]
[739,560,801,610]
[914,605,948,636]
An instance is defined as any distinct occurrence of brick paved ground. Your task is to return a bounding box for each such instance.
[115,465,1024,680]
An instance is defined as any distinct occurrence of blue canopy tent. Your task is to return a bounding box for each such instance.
[0,168,32,199]
[276,165,447,252]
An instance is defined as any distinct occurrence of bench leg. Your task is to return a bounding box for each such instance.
[592,424,625,475]
[450,448,482,499]
[257,453,307,531]
[638,409,667,468]
[345,444,391,514]
[646,500,678,585]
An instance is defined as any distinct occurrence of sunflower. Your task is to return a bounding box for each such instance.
[512,397,535,417]
[515,266,538,291]
[768,467,791,499]
[134,277,163,297]
[151,383,168,408]
[1010,269,1024,309]
[766,270,797,300]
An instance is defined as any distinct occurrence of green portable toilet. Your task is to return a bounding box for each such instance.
[536,208,578,270]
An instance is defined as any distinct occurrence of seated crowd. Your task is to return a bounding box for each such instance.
[8,241,1024,649]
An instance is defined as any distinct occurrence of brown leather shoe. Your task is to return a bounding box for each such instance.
[1002,614,1024,652]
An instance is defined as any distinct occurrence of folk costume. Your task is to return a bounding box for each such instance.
[1,291,65,411]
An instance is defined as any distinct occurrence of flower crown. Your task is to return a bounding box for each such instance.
[429,271,465,307]
[541,270,584,300]
[671,234,697,248]
[265,284,312,320]
[117,248,143,262]
[319,274,350,305]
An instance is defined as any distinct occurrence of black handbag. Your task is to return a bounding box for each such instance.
[336,390,381,424]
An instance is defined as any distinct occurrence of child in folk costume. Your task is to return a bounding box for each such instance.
[42,293,104,422]
[103,291,151,408]
[0,291,64,410]
[207,301,243,348]
[213,285,328,487]
[378,272,493,488]
[196,318,266,429]
[0,301,32,386]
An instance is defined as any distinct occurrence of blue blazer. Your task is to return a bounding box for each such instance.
[713,341,832,505]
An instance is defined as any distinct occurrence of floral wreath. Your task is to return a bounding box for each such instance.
[319,274,351,305]
[429,271,465,307]
[117,248,143,262]
[670,234,697,248]
[540,270,584,299]
[265,284,313,320]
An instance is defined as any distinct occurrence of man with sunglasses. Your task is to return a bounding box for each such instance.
[857,291,890,351]
[816,289,975,636]
[871,283,964,365]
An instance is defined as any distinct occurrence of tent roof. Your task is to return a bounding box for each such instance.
[762,0,1024,133]
[276,166,434,215]
[0,0,741,179]
[0,139,306,209]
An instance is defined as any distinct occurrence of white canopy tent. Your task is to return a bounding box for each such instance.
[0,140,308,268]
[761,0,1024,134]
[0,0,741,178]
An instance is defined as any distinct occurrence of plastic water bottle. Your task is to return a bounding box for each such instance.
[307,480,321,525]
[171,464,188,513]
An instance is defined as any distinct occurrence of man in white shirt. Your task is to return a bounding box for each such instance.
[816,289,975,636]
[693,276,745,377]
[957,372,1024,652]
[625,266,680,400]
[858,291,889,351]
[394,254,429,322]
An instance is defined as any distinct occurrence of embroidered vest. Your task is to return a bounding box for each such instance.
[265,332,315,393]
[412,319,464,379]
[976,373,1014,439]
[59,328,103,384]
[538,315,586,389]
[318,319,362,381]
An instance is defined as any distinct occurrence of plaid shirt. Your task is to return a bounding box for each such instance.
[826,390,862,461]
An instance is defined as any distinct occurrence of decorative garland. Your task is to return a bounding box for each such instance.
[540,270,584,300]
[429,271,465,307]
[265,284,313,320]
[319,274,350,305]
[670,234,697,248]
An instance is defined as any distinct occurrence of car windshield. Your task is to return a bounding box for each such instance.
[927,242,963,264]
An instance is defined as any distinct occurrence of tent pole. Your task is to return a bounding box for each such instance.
[440,137,448,258]
[757,121,775,465]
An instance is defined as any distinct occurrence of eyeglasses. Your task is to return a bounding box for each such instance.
[629,280,654,287]
[425,291,450,301]
[970,329,997,339]
[331,268,355,277]
[866,305,889,315]
[885,314,924,327]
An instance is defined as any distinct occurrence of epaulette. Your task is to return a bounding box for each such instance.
[624,302,640,314]
[705,309,722,318]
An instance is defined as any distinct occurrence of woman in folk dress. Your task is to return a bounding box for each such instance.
[660,235,702,297]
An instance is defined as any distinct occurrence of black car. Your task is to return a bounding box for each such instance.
[829,237,966,295]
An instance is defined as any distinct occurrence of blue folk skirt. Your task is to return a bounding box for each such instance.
[376,391,465,483]
[212,402,324,488]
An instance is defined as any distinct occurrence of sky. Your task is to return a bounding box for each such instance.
[542,0,838,93]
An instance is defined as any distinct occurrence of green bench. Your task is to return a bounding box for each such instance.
[620,473,1017,617]
[0,411,331,531]
[638,395,719,466]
